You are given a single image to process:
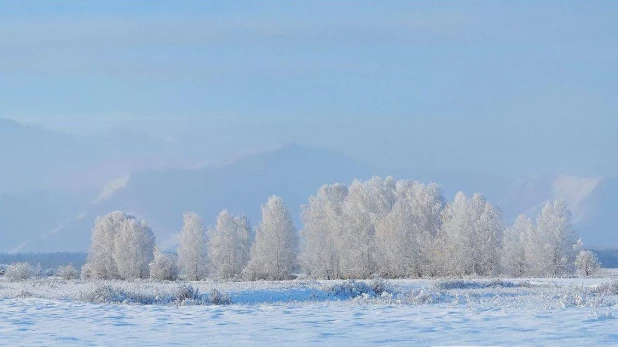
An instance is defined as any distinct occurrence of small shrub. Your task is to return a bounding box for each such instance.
[324,280,374,298]
[6,262,33,281]
[209,289,231,305]
[174,284,201,303]
[592,280,618,295]
[433,279,521,290]
[371,277,392,295]
[16,289,33,298]
[406,288,448,305]
[57,265,79,280]
[79,284,120,304]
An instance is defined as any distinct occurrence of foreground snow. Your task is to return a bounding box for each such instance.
[1,277,617,346]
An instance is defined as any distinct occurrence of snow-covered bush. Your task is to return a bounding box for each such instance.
[575,250,601,277]
[371,277,391,295]
[149,248,178,281]
[5,262,33,281]
[406,288,449,305]
[78,284,154,305]
[75,283,230,306]
[592,280,618,295]
[173,284,202,303]
[209,289,231,305]
[57,264,79,280]
[324,280,374,298]
[433,279,522,290]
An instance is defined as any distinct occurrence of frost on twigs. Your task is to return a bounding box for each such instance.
[432,279,527,290]
[323,279,393,299]
[5,263,33,281]
[76,282,231,306]
[57,265,79,280]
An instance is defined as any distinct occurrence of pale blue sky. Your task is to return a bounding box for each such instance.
[1,1,617,177]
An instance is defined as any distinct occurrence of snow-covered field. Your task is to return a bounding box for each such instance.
[1,275,618,346]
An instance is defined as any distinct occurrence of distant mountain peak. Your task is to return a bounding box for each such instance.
[0,117,23,129]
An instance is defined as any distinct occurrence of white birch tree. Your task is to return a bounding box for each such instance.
[113,217,156,279]
[502,215,533,277]
[299,183,348,279]
[533,199,579,277]
[243,196,298,280]
[177,212,208,280]
[85,211,132,279]
[208,210,252,280]
[575,250,601,277]
[375,181,443,278]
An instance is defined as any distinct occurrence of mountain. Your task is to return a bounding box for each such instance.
[0,118,170,193]
[498,174,615,247]
[1,120,616,252]
[0,190,93,252]
[15,143,379,251]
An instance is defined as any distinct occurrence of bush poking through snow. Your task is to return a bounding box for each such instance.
[57,265,79,280]
[174,284,201,303]
[324,280,377,298]
[406,289,448,305]
[592,281,618,295]
[75,283,231,306]
[6,263,33,281]
[433,279,523,290]
[371,277,391,295]
[209,289,231,305]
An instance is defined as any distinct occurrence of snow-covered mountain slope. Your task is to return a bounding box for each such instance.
[0,118,169,193]
[1,139,615,252]
[13,144,377,251]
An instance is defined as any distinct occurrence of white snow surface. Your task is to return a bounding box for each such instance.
[1,276,617,346]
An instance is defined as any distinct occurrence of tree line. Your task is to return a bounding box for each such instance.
[83,176,599,281]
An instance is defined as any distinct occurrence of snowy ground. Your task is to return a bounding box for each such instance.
[1,275,617,346]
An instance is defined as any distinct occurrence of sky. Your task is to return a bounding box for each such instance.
[1,1,617,178]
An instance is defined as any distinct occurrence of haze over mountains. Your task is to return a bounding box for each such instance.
[0,118,614,252]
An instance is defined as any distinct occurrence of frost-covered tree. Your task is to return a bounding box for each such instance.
[502,215,533,277]
[149,247,178,281]
[177,212,209,280]
[436,192,503,277]
[300,183,348,279]
[473,195,504,276]
[85,211,132,279]
[208,210,252,280]
[435,192,473,276]
[113,217,156,279]
[243,196,298,280]
[575,250,601,277]
[375,181,443,278]
[338,177,396,279]
[532,199,579,277]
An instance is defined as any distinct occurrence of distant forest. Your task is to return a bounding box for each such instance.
[0,252,87,270]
